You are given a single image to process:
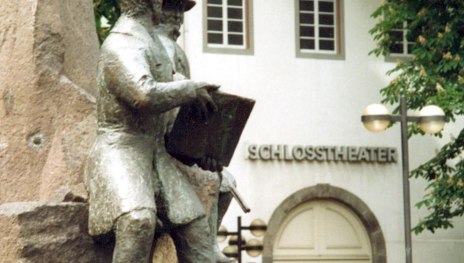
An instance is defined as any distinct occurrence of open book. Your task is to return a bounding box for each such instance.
[166,91,255,167]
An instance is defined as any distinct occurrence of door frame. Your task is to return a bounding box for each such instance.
[263,184,386,263]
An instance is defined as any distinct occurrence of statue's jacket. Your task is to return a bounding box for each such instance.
[84,15,205,237]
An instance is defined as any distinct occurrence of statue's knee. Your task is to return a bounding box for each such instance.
[112,210,156,262]
[116,209,157,234]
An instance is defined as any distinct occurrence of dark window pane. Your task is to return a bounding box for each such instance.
[300,0,314,11]
[300,13,314,24]
[319,40,335,50]
[228,21,243,32]
[300,26,315,37]
[228,7,243,19]
[389,30,403,41]
[228,0,242,6]
[318,1,334,12]
[207,19,223,31]
[319,14,334,25]
[208,6,223,18]
[208,0,222,4]
[228,34,243,45]
[208,33,223,44]
[319,27,334,38]
[300,39,315,50]
[389,44,403,54]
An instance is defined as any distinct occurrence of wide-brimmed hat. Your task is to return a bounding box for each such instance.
[183,0,196,11]
[163,0,196,12]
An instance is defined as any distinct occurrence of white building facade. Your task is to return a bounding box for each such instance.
[180,1,464,262]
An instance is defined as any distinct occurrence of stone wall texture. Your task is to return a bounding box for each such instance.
[0,0,98,202]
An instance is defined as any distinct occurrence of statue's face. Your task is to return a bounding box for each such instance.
[160,7,184,39]
[162,10,183,28]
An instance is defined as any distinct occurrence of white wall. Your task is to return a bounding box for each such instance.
[182,1,464,262]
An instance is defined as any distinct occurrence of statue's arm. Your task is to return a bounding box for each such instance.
[103,46,197,113]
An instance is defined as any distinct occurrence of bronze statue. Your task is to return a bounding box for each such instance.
[155,3,236,262]
[84,0,219,262]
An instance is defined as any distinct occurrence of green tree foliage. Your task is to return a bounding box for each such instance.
[370,0,464,233]
[94,0,120,44]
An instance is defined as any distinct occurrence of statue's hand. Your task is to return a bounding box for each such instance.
[191,81,220,93]
[190,82,219,122]
[198,156,223,172]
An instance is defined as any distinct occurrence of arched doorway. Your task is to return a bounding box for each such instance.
[263,184,386,263]
[273,200,371,262]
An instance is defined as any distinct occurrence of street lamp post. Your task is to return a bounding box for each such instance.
[219,217,267,263]
[361,96,445,263]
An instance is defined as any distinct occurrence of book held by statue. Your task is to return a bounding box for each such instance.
[166,91,255,167]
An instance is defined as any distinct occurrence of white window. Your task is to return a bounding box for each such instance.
[296,0,344,59]
[204,0,253,54]
[389,22,414,57]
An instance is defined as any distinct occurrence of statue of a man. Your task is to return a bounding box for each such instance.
[155,2,236,262]
[84,0,218,262]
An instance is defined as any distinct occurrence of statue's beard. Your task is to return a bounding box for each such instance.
[172,28,180,40]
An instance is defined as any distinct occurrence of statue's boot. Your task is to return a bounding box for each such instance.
[172,217,215,263]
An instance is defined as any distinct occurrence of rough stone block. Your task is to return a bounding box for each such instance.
[0,202,112,263]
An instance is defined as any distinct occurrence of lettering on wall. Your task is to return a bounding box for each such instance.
[246,144,398,163]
